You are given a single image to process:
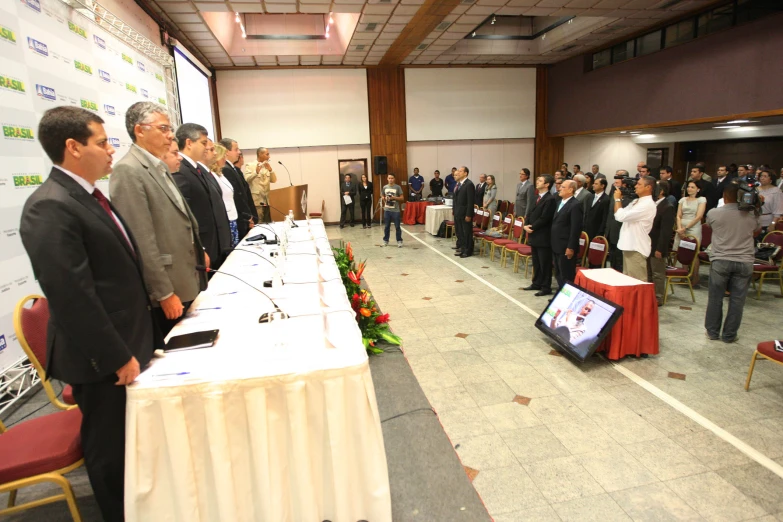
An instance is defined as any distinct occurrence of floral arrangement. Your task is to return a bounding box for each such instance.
[333,241,402,354]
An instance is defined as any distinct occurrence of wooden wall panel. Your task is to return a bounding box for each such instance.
[534,66,564,177]
[367,67,409,202]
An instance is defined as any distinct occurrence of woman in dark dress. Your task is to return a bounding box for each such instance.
[358,173,374,228]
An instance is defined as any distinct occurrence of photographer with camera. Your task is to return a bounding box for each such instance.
[604,171,633,272]
[704,181,761,343]
[613,176,657,281]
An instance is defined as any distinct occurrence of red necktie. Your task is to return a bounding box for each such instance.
[537,194,541,204]
[93,188,134,254]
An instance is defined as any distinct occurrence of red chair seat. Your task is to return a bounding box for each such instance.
[63,384,75,405]
[0,408,83,484]
[493,238,514,245]
[757,341,783,362]
[309,213,322,217]
[666,267,689,276]
[445,220,454,225]
[698,252,710,262]
[509,244,532,254]
[753,264,778,273]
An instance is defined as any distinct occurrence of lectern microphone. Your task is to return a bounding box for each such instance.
[194,265,288,322]
[278,161,293,187]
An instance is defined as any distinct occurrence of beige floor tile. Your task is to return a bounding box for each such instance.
[464,380,517,407]
[635,405,703,436]
[481,402,543,432]
[552,493,632,522]
[424,385,479,413]
[436,407,496,442]
[609,482,702,521]
[625,437,709,481]
[590,407,666,445]
[499,425,571,465]
[528,394,588,426]
[717,462,783,515]
[673,430,754,471]
[523,455,605,504]
[473,344,526,364]
[471,464,548,515]
[504,373,561,399]
[577,447,658,493]
[666,471,767,521]
[548,417,612,455]
[453,364,503,385]
[491,504,561,522]
[455,432,519,471]
[441,349,485,369]
[488,359,541,381]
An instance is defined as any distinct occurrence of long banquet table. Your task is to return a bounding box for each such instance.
[125,219,392,522]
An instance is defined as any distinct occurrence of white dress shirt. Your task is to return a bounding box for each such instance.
[212,172,238,220]
[592,193,602,207]
[614,195,656,257]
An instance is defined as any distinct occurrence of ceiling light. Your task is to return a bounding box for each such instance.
[329,13,334,25]
[491,15,496,25]
[325,32,330,38]
[713,125,740,129]
[235,12,240,23]
[472,31,476,37]
[620,131,627,134]
[726,120,749,124]
[638,134,657,139]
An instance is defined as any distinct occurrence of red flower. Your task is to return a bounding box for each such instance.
[348,271,361,285]
[346,243,354,261]
[375,313,390,324]
[351,293,360,309]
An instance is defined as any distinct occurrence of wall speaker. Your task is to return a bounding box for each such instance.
[373,155,388,176]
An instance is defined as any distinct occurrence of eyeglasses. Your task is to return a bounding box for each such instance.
[141,124,174,134]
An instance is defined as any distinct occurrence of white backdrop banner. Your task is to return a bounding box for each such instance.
[0,0,168,374]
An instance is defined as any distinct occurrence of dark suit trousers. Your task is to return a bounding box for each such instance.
[72,381,128,522]
[532,246,552,290]
[340,202,355,225]
[553,252,577,290]
[456,217,473,255]
[153,300,193,338]
[608,245,623,272]
[360,198,372,226]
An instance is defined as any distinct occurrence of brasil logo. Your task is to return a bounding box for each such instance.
[27,37,47,57]
[121,53,133,65]
[158,97,166,105]
[74,60,93,75]
[0,25,16,44]
[80,99,98,111]
[93,34,106,49]
[35,84,55,101]
[0,75,25,94]
[68,21,87,39]
[108,137,120,148]
[155,73,163,82]
[125,83,136,93]
[3,125,35,140]
[13,174,43,186]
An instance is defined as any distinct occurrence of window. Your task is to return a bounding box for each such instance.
[736,0,783,24]
[697,4,733,36]
[636,30,661,56]
[592,49,611,70]
[611,40,634,64]
[664,19,695,48]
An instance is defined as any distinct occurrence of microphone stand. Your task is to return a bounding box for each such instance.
[278,161,294,187]
[194,265,288,322]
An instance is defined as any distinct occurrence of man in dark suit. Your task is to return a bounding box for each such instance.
[551,180,584,290]
[20,106,158,521]
[233,151,258,223]
[647,180,676,306]
[453,166,476,258]
[659,166,680,206]
[523,174,557,296]
[584,178,610,242]
[219,138,255,239]
[173,124,231,269]
[709,164,736,211]
[340,174,357,227]
[474,173,487,207]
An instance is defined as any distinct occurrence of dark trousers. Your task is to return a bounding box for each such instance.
[71,381,128,522]
[153,300,193,338]
[256,205,271,224]
[553,251,577,290]
[455,217,473,255]
[360,198,372,226]
[340,203,355,226]
[705,260,753,341]
[383,210,402,243]
[608,243,623,272]
[532,246,552,290]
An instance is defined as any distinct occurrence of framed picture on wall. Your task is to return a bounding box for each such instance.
[338,158,368,185]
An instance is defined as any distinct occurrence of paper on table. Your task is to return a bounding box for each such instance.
[343,195,353,205]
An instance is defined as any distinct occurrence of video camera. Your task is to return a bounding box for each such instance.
[737,174,761,214]
[614,175,638,200]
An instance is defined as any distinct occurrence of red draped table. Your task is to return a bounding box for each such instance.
[574,268,659,360]
[402,201,433,225]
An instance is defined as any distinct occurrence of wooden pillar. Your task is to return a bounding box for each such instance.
[534,66,564,177]
[367,67,408,202]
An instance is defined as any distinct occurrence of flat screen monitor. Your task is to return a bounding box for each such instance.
[534,282,623,362]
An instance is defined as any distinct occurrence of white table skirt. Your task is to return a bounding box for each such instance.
[424,204,453,235]
[125,219,392,522]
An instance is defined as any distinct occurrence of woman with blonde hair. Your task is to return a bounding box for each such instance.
[210,143,240,247]
[483,174,498,215]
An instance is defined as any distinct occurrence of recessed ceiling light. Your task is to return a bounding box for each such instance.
[726,120,749,124]
[638,134,656,139]
[713,125,740,129]
[620,131,627,134]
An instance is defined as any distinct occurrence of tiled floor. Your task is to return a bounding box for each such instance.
[334,222,783,522]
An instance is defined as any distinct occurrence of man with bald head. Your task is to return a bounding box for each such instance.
[551,180,584,289]
[244,147,277,223]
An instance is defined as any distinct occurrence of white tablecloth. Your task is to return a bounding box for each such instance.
[425,204,453,235]
[125,220,392,522]
[580,267,653,287]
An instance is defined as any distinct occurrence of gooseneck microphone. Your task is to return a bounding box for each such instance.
[278,161,293,187]
[195,265,288,322]
[251,224,279,244]
[265,203,299,227]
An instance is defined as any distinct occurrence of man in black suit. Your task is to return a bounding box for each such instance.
[551,180,584,290]
[523,174,556,296]
[659,166,680,206]
[453,166,476,258]
[647,180,676,306]
[340,174,358,227]
[219,138,255,239]
[474,173,487,207]
[173,123,231,269]
[709,164,735,210]
[20,106,158,521]
[584,178,610,242]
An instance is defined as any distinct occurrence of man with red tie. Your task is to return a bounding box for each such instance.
[20,106,159,521]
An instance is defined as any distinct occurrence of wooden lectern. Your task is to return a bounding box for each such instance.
[268,184,308,221]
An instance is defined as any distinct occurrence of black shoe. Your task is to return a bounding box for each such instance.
[452,246,460,250]
[454,251,463,256]
[534,290,552,297]
[460,253,473,258]
[522,285,541,291]
[340,225,344,229]
[350,224,355,227]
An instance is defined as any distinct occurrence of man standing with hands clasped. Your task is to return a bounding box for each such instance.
[523,174,557,296]
[244,147,277,223]
[613,176,657,281]
[20,106,159,521]
[648,180,676,306]
[551,180,584,290]
[453,166,476,258]
[339,173,357,228]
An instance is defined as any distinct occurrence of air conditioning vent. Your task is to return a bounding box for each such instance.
[435,21,451,31]
[364,23,378,31]
[658,0,685,8]
[556,44,578,52]
[379,0,392,3]
[356,44,366,50]
[416,43,427,50]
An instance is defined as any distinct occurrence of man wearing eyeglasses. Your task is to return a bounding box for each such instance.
[110,102,208,336]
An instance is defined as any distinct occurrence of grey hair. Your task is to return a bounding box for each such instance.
[125,101,169,142]
[573,174,586,185]
[175,123,208,150]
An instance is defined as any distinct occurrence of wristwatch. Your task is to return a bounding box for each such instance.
[614,199,621,202]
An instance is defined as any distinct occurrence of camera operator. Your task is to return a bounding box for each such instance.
[603,171,632,272]
[704,181,761,343]
[613,176,657,281]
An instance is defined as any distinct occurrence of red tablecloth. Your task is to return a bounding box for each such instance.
[575,268,659,360]
[402,201,433,225]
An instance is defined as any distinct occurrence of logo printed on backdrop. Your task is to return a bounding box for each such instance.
[74,59,93,75]
[140,88,148,98]
[137,60,145,72]
[0,335,6,353]
[93,34,106,49]
[21,0,42,13]
[121,53,133,65]
[35,83,56,101]
[104,104,115,116]
[158,97,166,105]
[108,137,120,148]
[125,82,136,93]
[3,125,35,140]
[155,73,163,82]
[99,69,111,82]
[27,37,48,57]
[0,25,17,45]
[67,21,87,39]
[0,75,26,94]
[13,174,43,187]
[80,98,98,111]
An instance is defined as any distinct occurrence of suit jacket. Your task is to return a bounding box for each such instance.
[20,168,158,384]
[515,180,532,220]
[173,157,232,265]
[222,161,254,238]
[110,146,207,305]
[551,197,584,254]
[474,182,486,207]
[709,174,736,210]
[575,188,591,205]
[453,178,476,221]
[358,181,373,201]
[234,166,258,221]
[649,198,676,256]
[526,192,556,248]
[584,192,610,241]
[525,185,538,221]
[340,181,357,207]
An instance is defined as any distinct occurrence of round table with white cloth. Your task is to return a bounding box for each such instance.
[425,204,454,235]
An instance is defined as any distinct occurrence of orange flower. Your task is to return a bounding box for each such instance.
[346,242,354,261]
[360,307,372,317]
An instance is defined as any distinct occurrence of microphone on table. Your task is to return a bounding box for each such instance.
[195,265,288,322]
[250,224,279,244]
[265,203,299,227]
[278,161,293,187]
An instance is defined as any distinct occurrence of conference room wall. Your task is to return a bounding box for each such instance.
[563,136,648,179]
[241,144,372,224]
[406,139,535,203]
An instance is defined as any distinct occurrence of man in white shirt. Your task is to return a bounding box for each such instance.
[613,176,657,282]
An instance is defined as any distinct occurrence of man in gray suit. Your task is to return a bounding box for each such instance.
[515,168,532,220]
[109,102,207,336]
